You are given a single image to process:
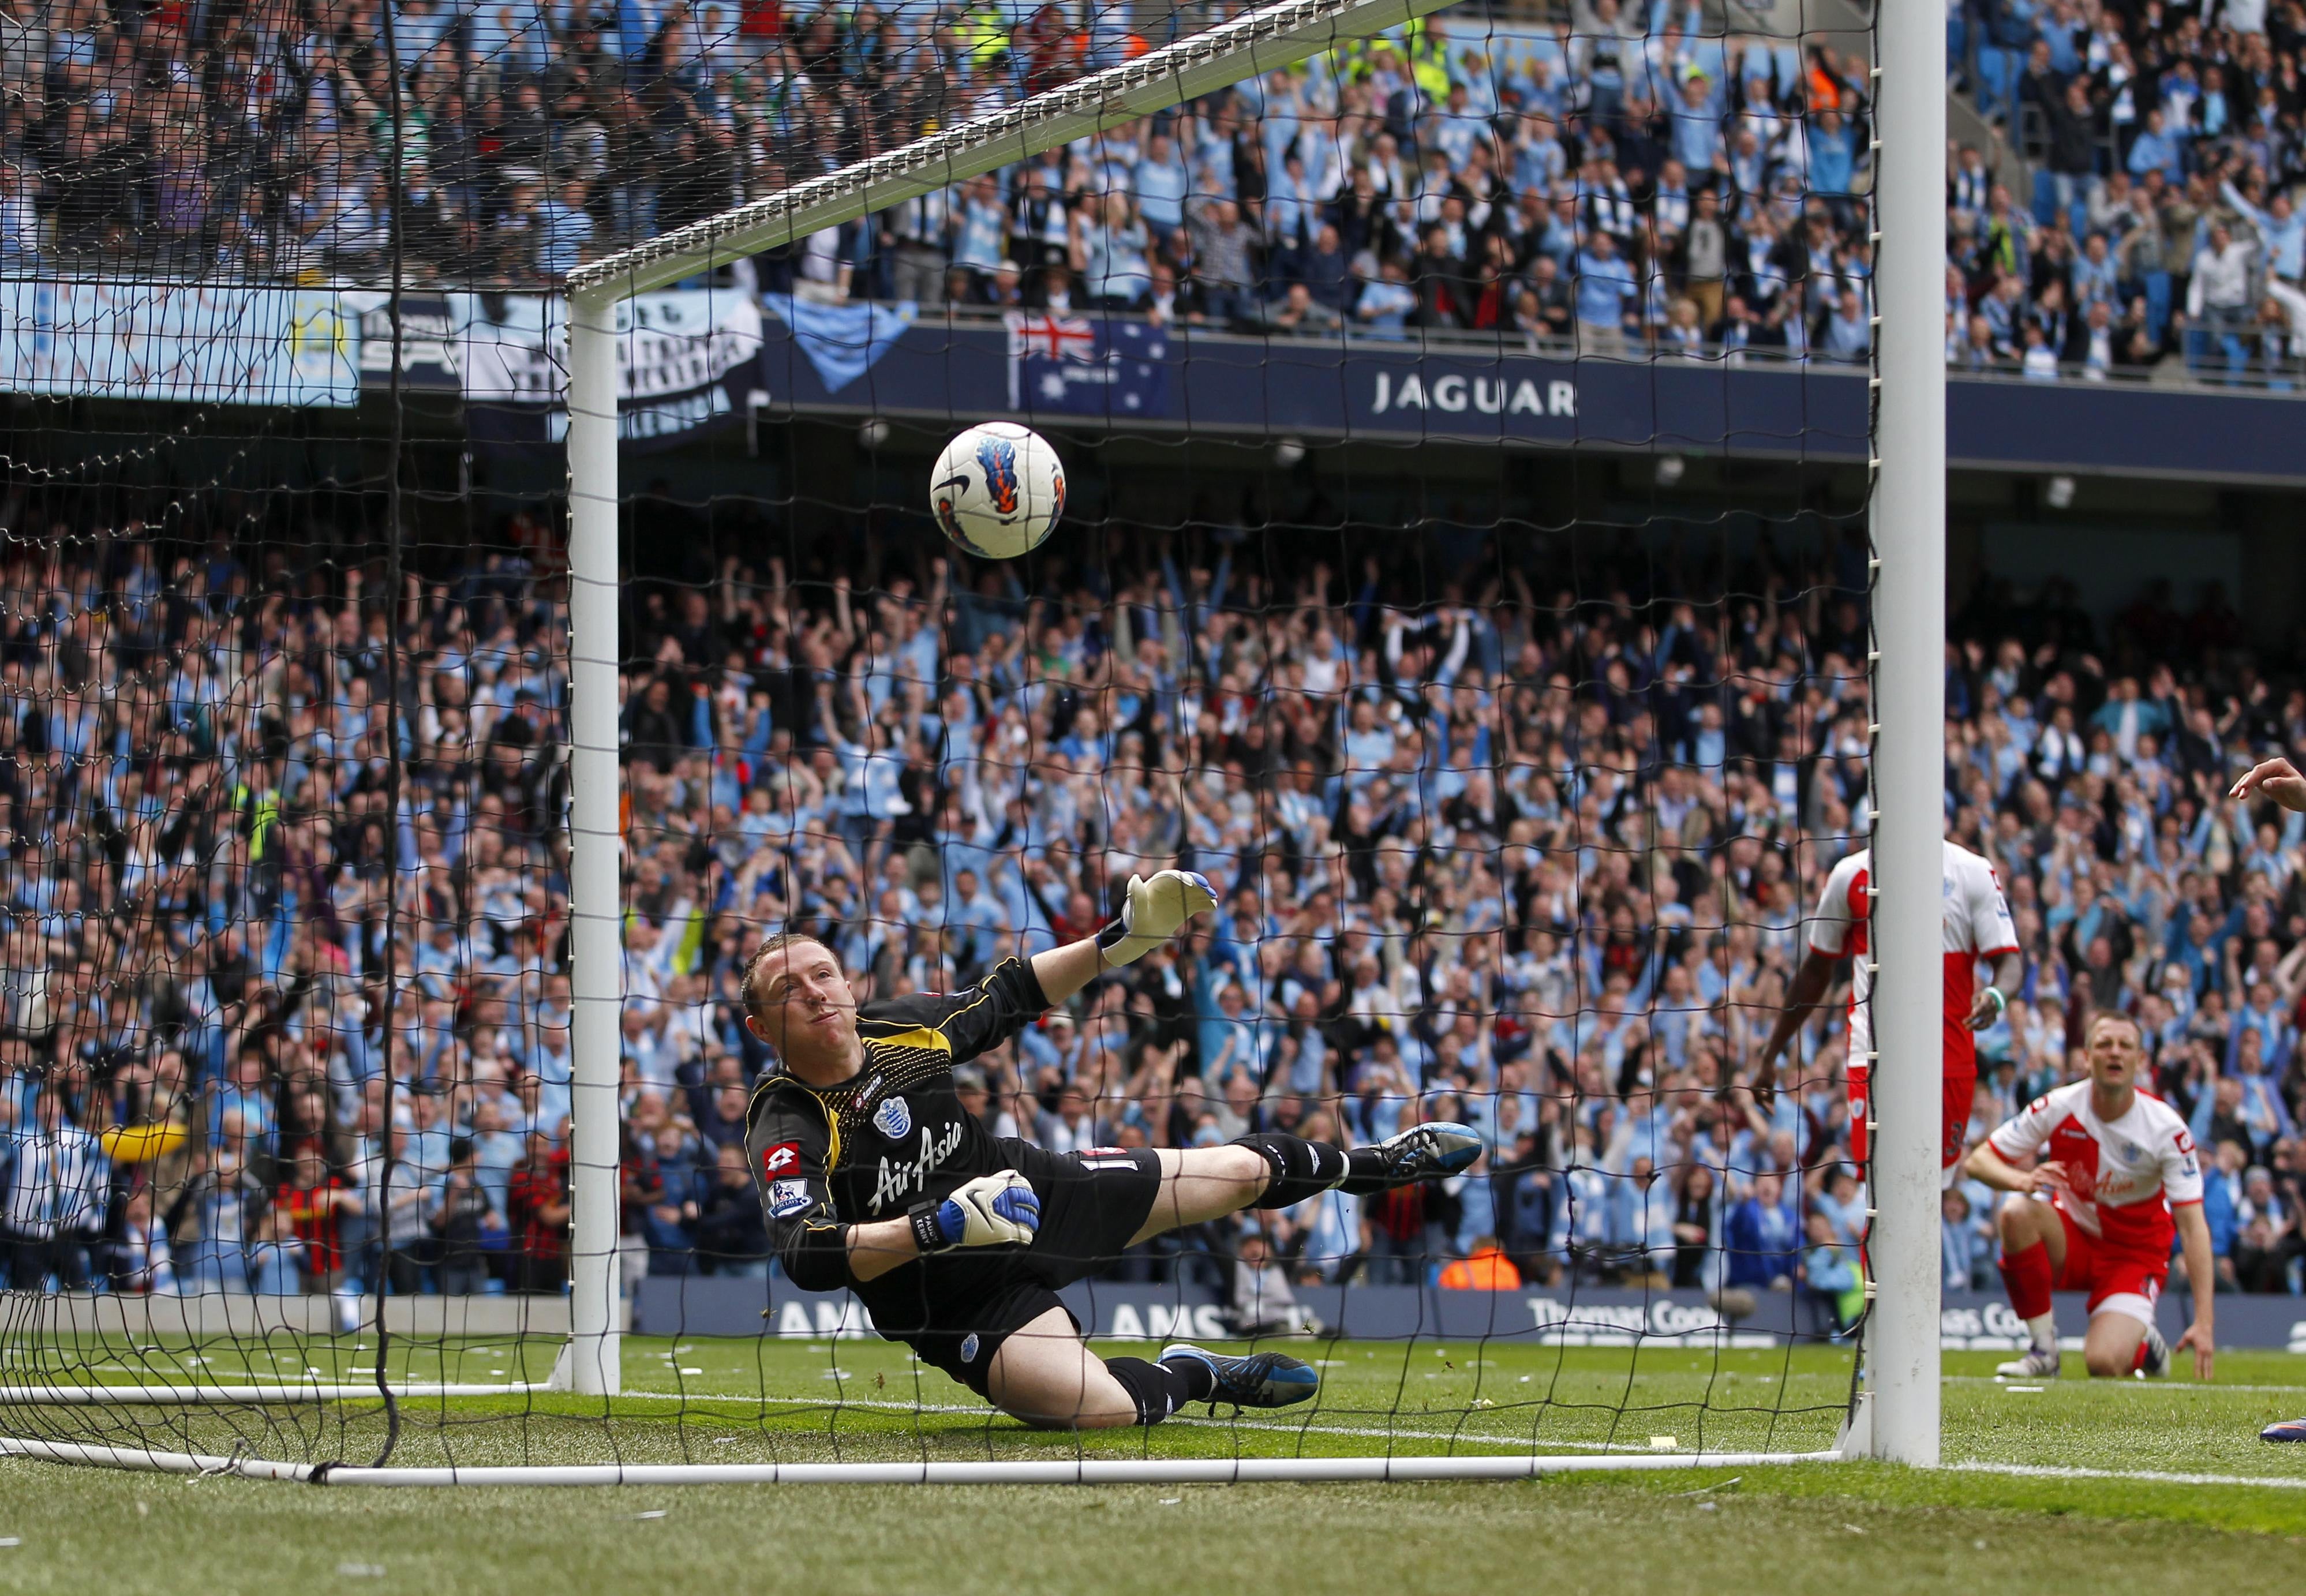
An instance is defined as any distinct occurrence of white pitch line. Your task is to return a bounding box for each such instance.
[1943,1377,2306,1395]
[622,1391,987,1411]
[1948,1462,2306,1490]
[1176,1414,1620,1451]
[621,1391,1757,1454]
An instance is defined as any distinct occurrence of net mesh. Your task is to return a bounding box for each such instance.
[2,0,1883,1475]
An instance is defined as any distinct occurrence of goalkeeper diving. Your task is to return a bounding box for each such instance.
[740,869,1480,1427]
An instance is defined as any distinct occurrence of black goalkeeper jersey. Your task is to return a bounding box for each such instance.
[742,956,1049,1295]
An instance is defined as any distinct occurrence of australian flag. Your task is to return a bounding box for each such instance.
[1004,311,1169,418]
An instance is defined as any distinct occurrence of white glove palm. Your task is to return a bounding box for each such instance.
[1100,868,1219,966]
[935,1170,1042,1249]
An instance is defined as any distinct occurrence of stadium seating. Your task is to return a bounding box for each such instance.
[0,523,2301,1303]
[1,2,2302,1310]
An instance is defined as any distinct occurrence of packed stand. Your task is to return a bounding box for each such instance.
[0,531,589,1303]
[0,0,1882,361]
[1949,0,2306,382]
[1,514,2300,1316]
[781,6,1882,364]
[1938,574,2306,1297]
[0,0,1077,282]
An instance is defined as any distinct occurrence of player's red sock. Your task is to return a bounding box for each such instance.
[2131,1338,2151,1374]
[1998,1240,2053,1322]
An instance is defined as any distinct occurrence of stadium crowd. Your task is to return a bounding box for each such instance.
[1948,0,2306,382]
[0,511,2301,1322]
[11,0,2306,380]
[0,0,1892,360]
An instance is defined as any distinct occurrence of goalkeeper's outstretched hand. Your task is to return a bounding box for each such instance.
[912,1170,1041,1254]
[1099,868,1219,967]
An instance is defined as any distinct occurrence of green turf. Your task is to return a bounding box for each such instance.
[3,1342,2304,1594]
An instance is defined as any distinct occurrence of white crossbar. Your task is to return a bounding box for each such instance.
[569,0,1454,301]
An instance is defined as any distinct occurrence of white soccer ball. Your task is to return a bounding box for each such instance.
[930,422,1065,560]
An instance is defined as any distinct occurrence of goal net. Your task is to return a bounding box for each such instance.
[1,0,1925,1483]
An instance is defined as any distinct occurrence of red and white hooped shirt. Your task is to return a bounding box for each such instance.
[1807,840,2019,1075]
[1985,1081,2204,1260]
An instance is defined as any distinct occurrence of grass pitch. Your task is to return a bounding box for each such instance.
[2,1340,2303,1595]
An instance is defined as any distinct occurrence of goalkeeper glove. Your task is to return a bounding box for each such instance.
[1097,868,1218,967]
[909,1170,1041,1254]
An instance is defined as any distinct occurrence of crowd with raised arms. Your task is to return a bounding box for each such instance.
[0,509,2297,1314]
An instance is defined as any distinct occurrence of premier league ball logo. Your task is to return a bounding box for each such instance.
[975,435,1021,515]
[872,1095,912,1141]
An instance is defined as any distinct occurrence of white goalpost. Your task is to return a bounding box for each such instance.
[1,0,1946,1487]
[1859,0,1947,1470]
[561,284,627,1403]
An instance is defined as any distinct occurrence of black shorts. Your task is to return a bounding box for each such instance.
[859,1142,1163,1398]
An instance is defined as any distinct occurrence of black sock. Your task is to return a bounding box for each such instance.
[1232,1133,1348,1209]
[1105,1355,1211,1425]
[1337,1142,1403,1197]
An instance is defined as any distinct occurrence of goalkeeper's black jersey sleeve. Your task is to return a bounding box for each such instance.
[743,957,1049,1290]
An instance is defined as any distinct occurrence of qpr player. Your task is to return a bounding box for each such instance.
[1760,836,2022,1183]
[739,869,1481,1428]
[1963,1010,2215,1383]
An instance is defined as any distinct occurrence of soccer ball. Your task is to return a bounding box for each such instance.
[931,422,1064,559]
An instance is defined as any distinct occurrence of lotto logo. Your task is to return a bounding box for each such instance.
[761,1141,801,1178]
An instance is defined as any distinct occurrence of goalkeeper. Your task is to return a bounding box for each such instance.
[740,870,1479,1429]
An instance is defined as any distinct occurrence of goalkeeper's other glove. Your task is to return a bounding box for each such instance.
[1098,868,1219,966]
[909,1170,1041,1254]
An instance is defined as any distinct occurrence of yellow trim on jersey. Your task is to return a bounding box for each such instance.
[858,1024,953,1056]
[815,1091,843,1170]
[920,974,1001,1042]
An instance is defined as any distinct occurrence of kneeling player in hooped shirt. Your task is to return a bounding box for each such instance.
[1963,1010,2215,1383]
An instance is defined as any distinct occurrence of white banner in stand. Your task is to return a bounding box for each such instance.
[451,289,763,404]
